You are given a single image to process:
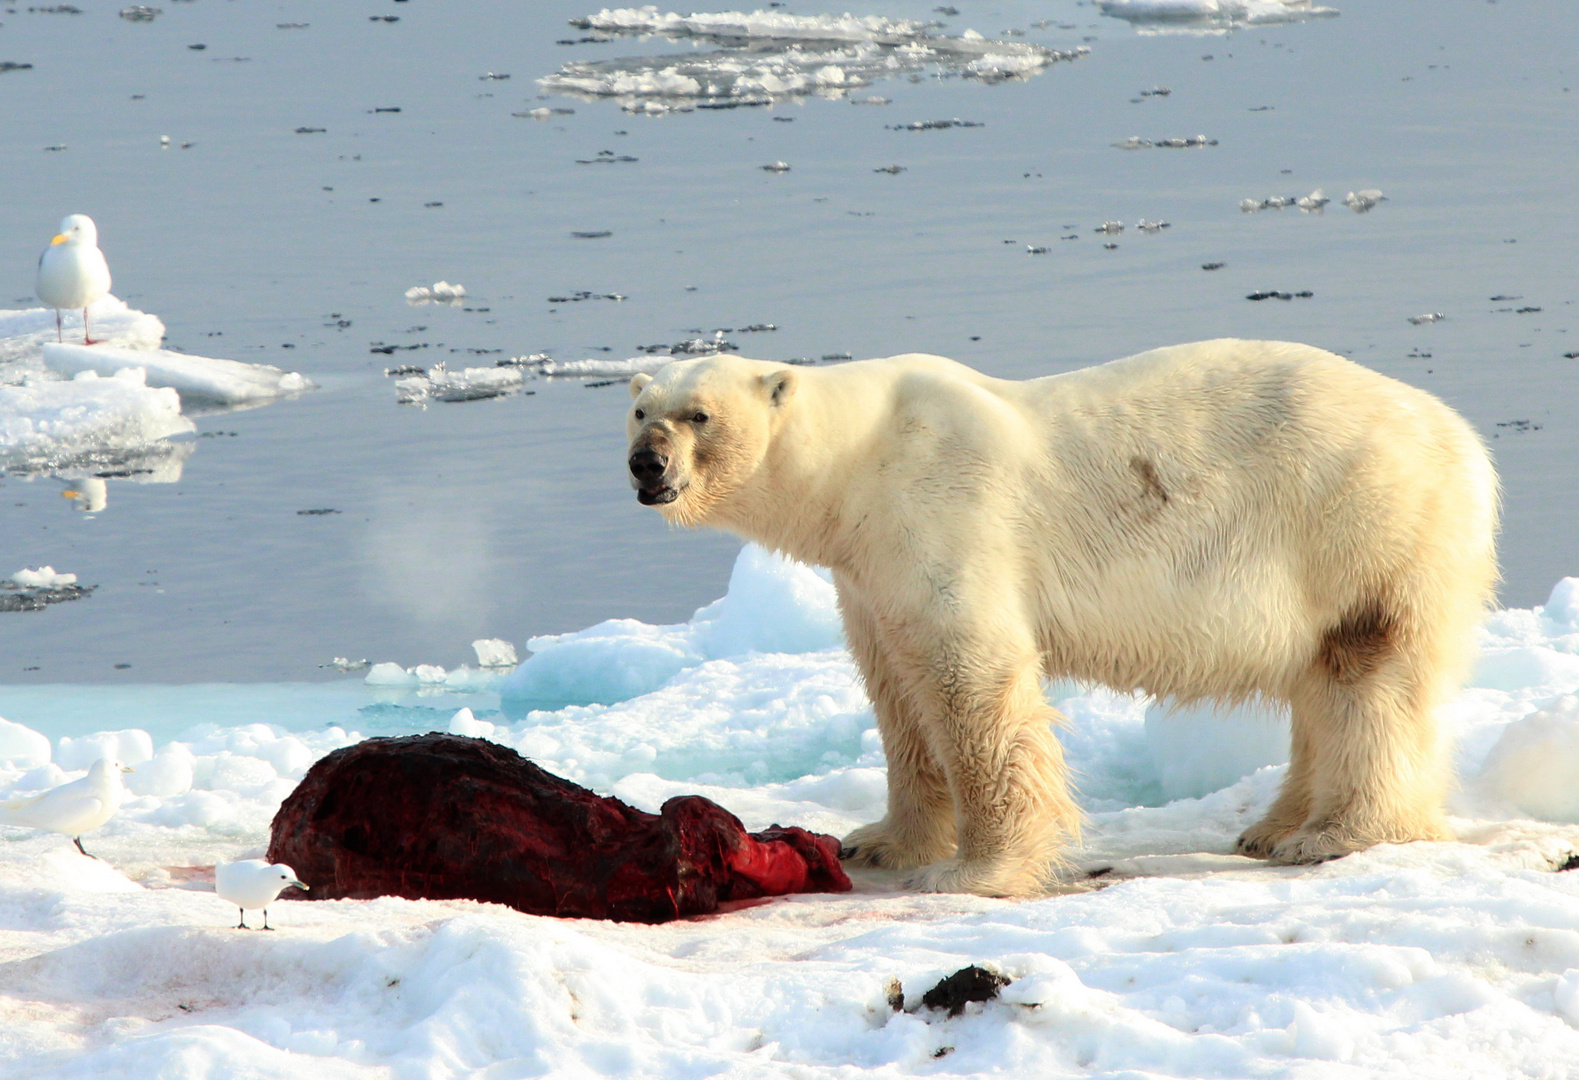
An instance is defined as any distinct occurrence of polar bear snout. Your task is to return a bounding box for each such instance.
[629,447,679,504]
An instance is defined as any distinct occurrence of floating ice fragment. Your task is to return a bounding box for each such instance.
[404,281,466,304]
[473,638,519,668]
[760,160,791,172]
[543,12,1084,104]
[395,363,526,404]
[1100,0,1340,33]
[119,5,160,20]
[872,164,905,174]
[1408,312,1444,325]
[43,343,310,406]
[1094,221,1125,234]
[12,566,77,589]
[1297,187,1329,211]
[1344,188,1386,212]
[1135,219,1169,232]
[0,368,193,470]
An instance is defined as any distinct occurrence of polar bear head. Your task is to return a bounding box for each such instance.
[627,356,797,527]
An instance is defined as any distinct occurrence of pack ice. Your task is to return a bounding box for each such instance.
[543,7,1087,105]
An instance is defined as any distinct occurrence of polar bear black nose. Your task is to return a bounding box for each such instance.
[629,448,667,485]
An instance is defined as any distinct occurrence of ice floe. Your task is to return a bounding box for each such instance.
[404,280,467,305]
[0,295,163,380]
[1100,0,1340,33]
[0,368,193,471]
[542,7,1087,106]
[43,343,310,407]
[394,363,526,404]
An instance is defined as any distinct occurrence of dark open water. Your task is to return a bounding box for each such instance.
[1,0,1574,683]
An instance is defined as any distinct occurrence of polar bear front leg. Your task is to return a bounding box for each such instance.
[903,651,1082,898]
[839,594,957,870]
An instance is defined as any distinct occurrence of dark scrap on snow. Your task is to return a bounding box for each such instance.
[922,966,1012,1018]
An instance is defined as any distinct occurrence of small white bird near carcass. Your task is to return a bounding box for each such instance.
[215,859,309,930]
[0,757,130,857]
[35,213,113,344]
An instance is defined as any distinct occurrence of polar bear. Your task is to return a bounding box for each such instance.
[626,340,1498,897]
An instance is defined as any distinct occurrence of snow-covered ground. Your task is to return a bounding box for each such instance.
[4,546,1579,1077]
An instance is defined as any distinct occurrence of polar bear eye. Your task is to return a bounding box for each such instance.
[633,409,645,420]
[691,412,709,424]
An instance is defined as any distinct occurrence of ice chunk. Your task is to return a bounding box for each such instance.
[0,295,164,374]
[395,364,525,404]
[12,566,77,588]
[1542,578,1579,629]
[695,544,841,657]
[1469,647,1579,693]
[1344,188,1386,212]
[1100,0,1340,32]
[126,743,195,798]
[526,355,678,378]
[1478,695,1579,822]
[501,544,842,710]
[57,728,156,770]
[448,706,497,738]
[472,638,519,668]
[404,281,466,304]
[1144,698,1290,800]
[542,14,1085,103]
[43,342,311,406]
[0,368,193,469]
[0,717,52,769]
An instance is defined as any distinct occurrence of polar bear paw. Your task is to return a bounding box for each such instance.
[1234,819,1296,860]
[1267,825,1365,865]
[839,821,954,871]
[901,857,1044,899]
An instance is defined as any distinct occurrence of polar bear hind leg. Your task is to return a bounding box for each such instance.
[1247,595,1457,864]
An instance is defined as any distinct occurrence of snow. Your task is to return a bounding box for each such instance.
[4,549,1579,1077]
[43,343,310,406]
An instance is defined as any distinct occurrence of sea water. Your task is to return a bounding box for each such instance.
[1,0,1575,683]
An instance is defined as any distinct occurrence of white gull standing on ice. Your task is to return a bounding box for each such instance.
[35,214,113,345]
[0,757,129,856]
[215,859,309,930]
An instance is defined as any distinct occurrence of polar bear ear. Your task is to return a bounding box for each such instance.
[762,368,796,407]
[629,372,653,399]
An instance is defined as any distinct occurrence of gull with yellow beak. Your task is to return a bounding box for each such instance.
[36,213,112,345]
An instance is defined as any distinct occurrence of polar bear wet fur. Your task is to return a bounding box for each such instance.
[626,340,1498,897]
